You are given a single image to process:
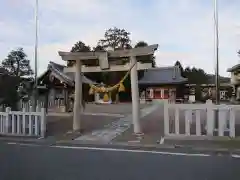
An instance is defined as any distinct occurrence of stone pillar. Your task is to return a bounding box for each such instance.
[130,56,141,134]
[231,85,236,102]
[44,89,49,113]
[73,60,82,131]
[189,87,196,103]
[63,87,69,112]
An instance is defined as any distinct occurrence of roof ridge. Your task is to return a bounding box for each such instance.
[49,61,66,68]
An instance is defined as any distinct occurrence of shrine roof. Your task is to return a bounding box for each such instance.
[138,66,187,85]
[227,64,240,72]
[39,61,97,86]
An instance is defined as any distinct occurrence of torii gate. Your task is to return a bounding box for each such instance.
[58,44,158,134]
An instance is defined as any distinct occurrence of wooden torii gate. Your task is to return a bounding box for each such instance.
[58,44,158,134]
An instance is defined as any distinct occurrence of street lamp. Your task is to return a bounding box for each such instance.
[213,0,220,134]
[214,0,220,104]
[33,0,39,109]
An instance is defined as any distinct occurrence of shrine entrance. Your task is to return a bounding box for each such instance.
[58,44,158,134]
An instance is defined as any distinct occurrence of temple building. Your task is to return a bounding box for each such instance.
[227,64,240,101]
[34,62,232,105]
[185,75,231,102]
[23,61,99,111]
[138,66,187,102]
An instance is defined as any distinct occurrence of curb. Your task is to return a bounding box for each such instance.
[110,142,240,155]
[2,136,240,156]
[0,136,57,146]
[55,140,240,155]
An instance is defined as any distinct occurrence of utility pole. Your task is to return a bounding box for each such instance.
[33,0,39,110]
[213,0,220,133]
[214,0,220,104]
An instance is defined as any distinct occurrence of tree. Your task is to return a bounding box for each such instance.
[134,41,156,68]
[98,27,131,50]
[1,48,33,77]
[68,41,92,67]
[93,45,105,51]
[183,66,209,101]
[71,41,91,52]
[135,41,148,48]
[183,67,208,84]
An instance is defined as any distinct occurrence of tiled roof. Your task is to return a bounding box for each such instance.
[39,61,98,86]
[138,66,187,85]
[206,75,230,84]
[227,64,240,72]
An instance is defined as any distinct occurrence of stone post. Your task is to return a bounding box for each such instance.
[73,60,82,131]
[130,56,141,134]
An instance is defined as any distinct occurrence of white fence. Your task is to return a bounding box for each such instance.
[0,107,46,137]
[20,99,66,112]
[164,100,236,138]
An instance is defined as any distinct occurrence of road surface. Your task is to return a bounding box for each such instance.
[0,142,240,180]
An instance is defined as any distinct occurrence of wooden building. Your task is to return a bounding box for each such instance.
[185,75,232,102]
[138,66,187,101]
[227,64,240,101]
[30,61,98,110]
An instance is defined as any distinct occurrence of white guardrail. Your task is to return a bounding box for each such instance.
[0,107,46,138]
[164,100,236,138]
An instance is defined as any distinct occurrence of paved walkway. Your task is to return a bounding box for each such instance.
[113,105,164,144]
[75,104,159,143]
[46,114,119,140]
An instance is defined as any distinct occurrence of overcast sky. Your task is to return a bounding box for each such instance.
[0,0,240,76]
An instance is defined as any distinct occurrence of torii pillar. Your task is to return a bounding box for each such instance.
[72,60,82,131]
[130,56,140,133]
[59,44,158,133]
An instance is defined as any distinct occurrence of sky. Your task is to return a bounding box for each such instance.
[0,0,240,77]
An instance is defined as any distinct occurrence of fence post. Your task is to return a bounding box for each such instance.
[22,108,26,134]
[37,105,41,112]
[40,108,46,138]
[206,100,214,136]
[5,107,11,134]
[30,106,34,112]
[164,99,169,136]
[229,108,235,138]
[57,99,60,108]
[218,110,225,136]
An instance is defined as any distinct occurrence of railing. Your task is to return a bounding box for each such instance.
[20,99,66,112]
[164,100,236,138]
[0,107,46,138]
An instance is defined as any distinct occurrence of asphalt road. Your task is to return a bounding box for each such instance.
[0,143,240,180]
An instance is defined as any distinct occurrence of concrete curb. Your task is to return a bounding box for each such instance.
[0,136,57,146]
[54,140,240,155]
[1,136,240,156]
[110,142,240,155]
